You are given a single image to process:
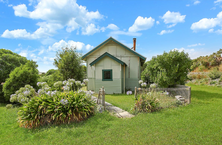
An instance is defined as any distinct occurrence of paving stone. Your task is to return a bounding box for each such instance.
[118,111,135,118]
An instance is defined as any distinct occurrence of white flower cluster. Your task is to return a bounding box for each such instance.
[60,99,68,105]
[45,90,58,97]
[78,89,85,93]
[10,85,35,104]
[75,81,81,86]
[83,79,89,83]
[126,91,132,95]
[139,80,143,84]
[162,91,169,95]
[63,86,70,91]
[53,81,63,88]
[86,90,94,98]
[150,83,157,88]
[37,82,51,95]
[141,82,147,87]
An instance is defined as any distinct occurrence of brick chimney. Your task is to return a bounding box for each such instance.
[133,38,136,51]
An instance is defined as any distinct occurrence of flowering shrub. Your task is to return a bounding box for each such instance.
[53,81,63,91]
[126,91,132,95]
[17,91,96,128]
[10,85,36,104]
[83,79,89,84]
[141,82,147,88]
[37,82,51,95]
[150,83,157,88]
[139,80,143,84]
[133,93,160,113]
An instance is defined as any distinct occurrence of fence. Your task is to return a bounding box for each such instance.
[134,85,191,104]
[97,86,106,109]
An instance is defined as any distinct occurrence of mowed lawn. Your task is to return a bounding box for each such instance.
[1,84,222,145]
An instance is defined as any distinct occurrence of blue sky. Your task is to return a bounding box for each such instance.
[1,0,222,72]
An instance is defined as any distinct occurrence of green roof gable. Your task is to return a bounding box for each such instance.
[82,37,146,61]
[89,52,127,66]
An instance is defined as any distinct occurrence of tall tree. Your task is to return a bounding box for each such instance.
[54,47,84,81]
[3,61,39,102]
[0,49,28,102]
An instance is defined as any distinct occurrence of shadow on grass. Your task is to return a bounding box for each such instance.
[29,111,117,133]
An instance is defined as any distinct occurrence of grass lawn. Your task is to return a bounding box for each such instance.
[105,94,135,112]
[1,84,222,144]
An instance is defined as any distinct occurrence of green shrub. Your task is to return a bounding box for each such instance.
[38,70,63,89]
[219,76,222,82]
[3,61,38,102]
[6,104,13,109]
[142,50,192,88]
[17,91,95,128]
[0,49,28,102]
[208,68,222,79]
[210,80,217,85]
[198,65,206,71]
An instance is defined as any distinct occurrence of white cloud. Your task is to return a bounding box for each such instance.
[48,39,93,51]
[101,27,106,32]
[82,23,100,35]
[38,49,44,55]
[173,47,213,59]
[107,24,119,30]
[186,4,190,7]
[156,21,160,25]
[161,11,186,27]
[209,28,214,33]
[0,0,8,3]
[13,4,30,17]
[167,23,176,28]
[1,22,63,39]
[187,43,205,47]
[215,29,222,34]
[128,16,155,32]
[214,0,222,4]
[2,29,32,39]
[194,0,200,5]
[86,44,93,50]
[28,0,36,6]
[19,50,27,57]
[109,30,142,37]
[3,0,103,39]
[190,11,222,31]
[18,43,21,47]
[158,29,174,35]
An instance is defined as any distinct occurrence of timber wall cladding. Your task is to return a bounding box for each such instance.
[86,40,141,93]
[95,57,121,94]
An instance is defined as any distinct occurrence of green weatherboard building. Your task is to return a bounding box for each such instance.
[82,37,146,94]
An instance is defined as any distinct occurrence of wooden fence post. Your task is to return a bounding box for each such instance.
[102,86,105,110]
[135,87,137,100]
[188,86,191,104]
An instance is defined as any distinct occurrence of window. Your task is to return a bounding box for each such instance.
[102,69,113,81]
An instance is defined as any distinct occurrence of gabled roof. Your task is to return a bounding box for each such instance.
[89,52,127,66]
[82,37,146,61]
